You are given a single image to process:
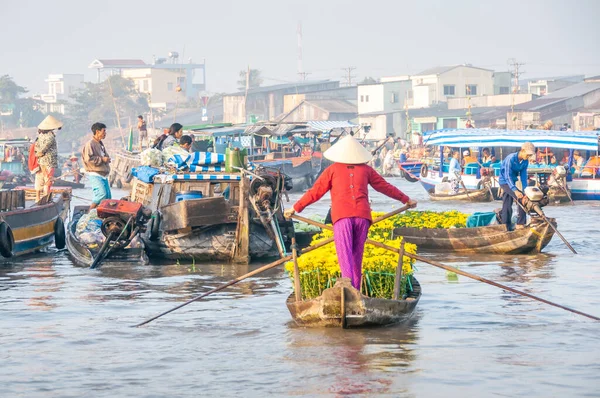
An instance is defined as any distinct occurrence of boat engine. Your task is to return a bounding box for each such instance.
[521,186,549,217]
[250,172,288,211]
[96,199,152,241]
[553,165,567,179]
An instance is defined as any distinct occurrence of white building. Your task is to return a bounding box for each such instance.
[527,75,584,96]
[37,74,84,114]
[357,79,412,140]
[408,65,494,108]
[89,57,206,110]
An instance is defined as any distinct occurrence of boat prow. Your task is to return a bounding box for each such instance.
[286,277,421,328]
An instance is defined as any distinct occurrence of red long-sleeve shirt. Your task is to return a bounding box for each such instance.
[293,163,410,224]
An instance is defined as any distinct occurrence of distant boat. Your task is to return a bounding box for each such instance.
[428,186,492,202]
[420,128,599,200]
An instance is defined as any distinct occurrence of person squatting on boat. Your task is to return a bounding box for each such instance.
[153,122,183,150]
[179,135,193,152]
[448,150,462,194]
[34,115,61,202]
[498,142,536,231]
[283,135,417,290]
[82,122,112,209]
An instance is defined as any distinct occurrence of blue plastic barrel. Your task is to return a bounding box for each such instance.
[176,191,203,202]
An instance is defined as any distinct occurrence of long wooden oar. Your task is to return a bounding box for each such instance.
[134,236,335,327]
[372,204,411,224]
[292,215,599,322]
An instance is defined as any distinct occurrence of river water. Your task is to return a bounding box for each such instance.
[0,179,598,397]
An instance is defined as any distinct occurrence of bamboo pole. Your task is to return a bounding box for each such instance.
[291,237,302,302]
[392,241,405,300]
[106,76,127,149]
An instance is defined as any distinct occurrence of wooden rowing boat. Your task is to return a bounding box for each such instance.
[66,206,148,267]
[428,187,492,202]
[286,277,421,328]
[394,217,556,254]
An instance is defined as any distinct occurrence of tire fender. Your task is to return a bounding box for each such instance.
[54,217,66,250]
[420,164,428,178]
[149,211,161,241]
[0,221,14,258]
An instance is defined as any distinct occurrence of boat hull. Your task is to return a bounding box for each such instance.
[53,178,85,189]
[428,187,492,202]
[108,150,140,189]
[394,218,555,254]
[254,157,316,192]
[287,278,421,328]
[0,190,68,258]
[143,223,278,261]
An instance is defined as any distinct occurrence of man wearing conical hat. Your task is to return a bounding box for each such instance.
[284,135,417,290]
[34,115,62,201]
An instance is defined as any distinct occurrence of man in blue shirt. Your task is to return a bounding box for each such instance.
[448,150,462,193]
[498,142,536,231]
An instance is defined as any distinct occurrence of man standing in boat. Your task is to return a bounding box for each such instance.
[137,115,148,150]
[284,135,417,290]
[498,142,536,231]
[82,123,112,209]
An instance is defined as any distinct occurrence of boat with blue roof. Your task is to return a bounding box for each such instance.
[417,128,599,201]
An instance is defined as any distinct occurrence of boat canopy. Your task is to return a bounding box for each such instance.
[306,120,357,132]
[269,137,291,145]
[423,128,600,151]
[245,120,358,137]
[189,126,246,139]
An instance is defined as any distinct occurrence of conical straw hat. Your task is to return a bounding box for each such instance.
[38,115,63,131]
[323,135,373,164]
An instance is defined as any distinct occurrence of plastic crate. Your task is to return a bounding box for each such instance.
[466,212,496,228]
[131,178,153,207]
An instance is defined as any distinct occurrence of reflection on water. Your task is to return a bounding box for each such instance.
[0,183,598,397]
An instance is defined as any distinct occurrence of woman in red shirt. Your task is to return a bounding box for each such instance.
[284,135,417,290]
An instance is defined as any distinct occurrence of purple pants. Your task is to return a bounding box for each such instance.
[333,217,371,290]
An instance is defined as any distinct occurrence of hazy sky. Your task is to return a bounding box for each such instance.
[2,0,599,95]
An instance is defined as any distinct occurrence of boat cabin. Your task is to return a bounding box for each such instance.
[0,138,30,175]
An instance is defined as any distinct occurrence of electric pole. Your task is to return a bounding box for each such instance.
[508,58,525,114]
[341,66,356,86]
[298,72,311,81]
[297,22,305,81]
